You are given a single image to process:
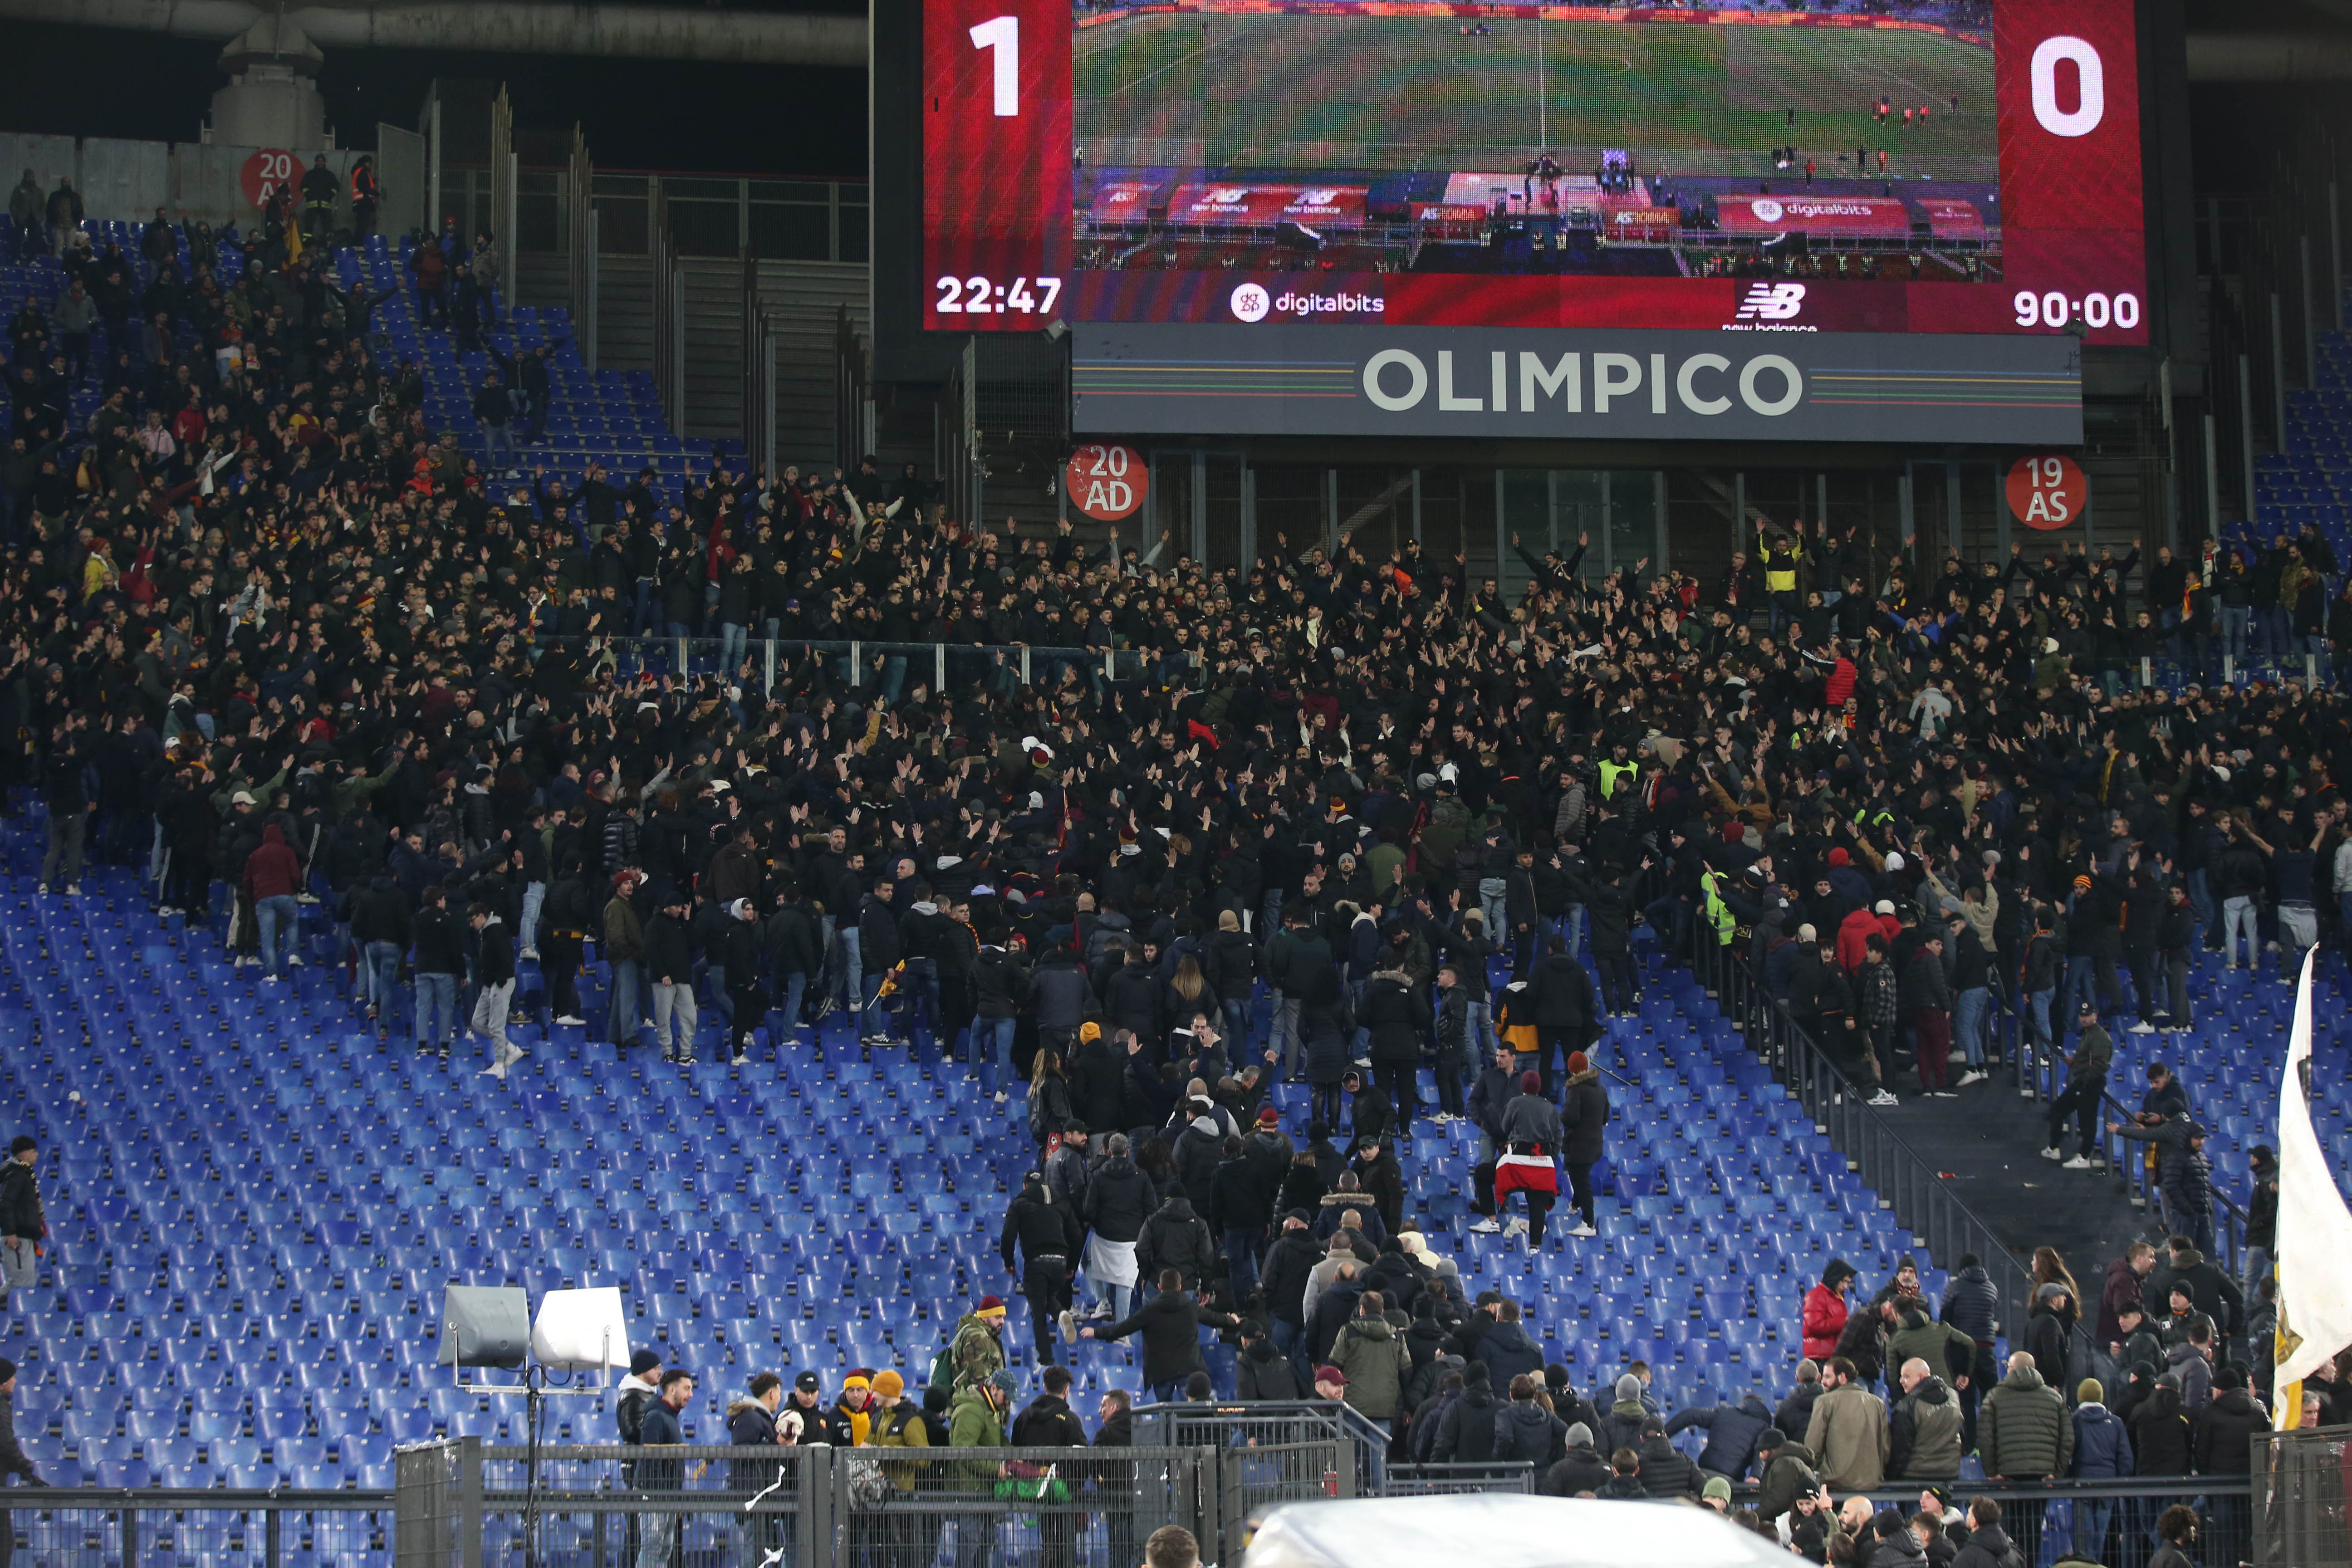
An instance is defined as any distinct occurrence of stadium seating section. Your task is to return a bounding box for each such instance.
[2,223,2343,1550]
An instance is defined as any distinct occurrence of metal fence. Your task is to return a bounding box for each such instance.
[4,1488,394,1568]
[1695,937,2052,1347]
[396,1436,1309,1568]
[2014,1025,2255,1283]
[520,634,1155,696]
[2254,1425,2352,1568]
[1711,1475,2259,1568]
[1128,1400,1385,1498]
[1381,1462,1536,1497]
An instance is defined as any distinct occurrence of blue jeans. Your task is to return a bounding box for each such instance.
[2221,896,2259,968]
[256,894,301,978]
[776,971,806,1034]
[2220,605,2250,671]
[608,957,641,1044]
[414,970,459,1047]
[900,956,941,1041]
[517,881,544,952]
[1466,997,1496,1056]
[2028,986,2055,1051]
[365,941,402,1018]
[480,421,511,470]
[719,622,747,673]
[980,1016,1017,1091]
[1223,1225,1263,1302]
[2074,1497,2114,1566]
[1271,1317,1308,1380]
[1953,985,1989,1068]
[2189,867,2215,945]
[835,928,862,1013]
[1269,995,1303,1077]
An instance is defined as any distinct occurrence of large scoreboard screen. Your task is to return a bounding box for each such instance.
[920,0,2146,347]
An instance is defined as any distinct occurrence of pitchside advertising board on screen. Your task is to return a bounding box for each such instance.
[919,0,2144,440]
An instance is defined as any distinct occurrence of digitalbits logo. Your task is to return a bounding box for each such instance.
[1751,198,1785,224]
[1230,283,1271,323]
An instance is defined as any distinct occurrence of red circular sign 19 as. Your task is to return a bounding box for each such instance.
[240,148,299,211]
[2008,454,2087,531]
[1066,443,1147,522]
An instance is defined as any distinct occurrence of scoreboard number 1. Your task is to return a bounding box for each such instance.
[970,15,1019,116]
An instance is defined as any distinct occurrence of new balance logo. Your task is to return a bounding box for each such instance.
[1735,283,1808,321]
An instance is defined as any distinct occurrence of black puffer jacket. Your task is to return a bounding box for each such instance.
[1083,1155,1158,1244]
[1136,1197,1215,1286]
[1637,1433,1700,1496]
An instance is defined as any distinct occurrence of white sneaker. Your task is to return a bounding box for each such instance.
[261,975,279,985]
[1955,1070,1987,1088]
[481,1060,508,1080]
[994,1091,1008,1104]
[1468,1217,1502,1234]
[2062,1155,2097,1169]
[2128,1022,2156,1034]
[1057,1308,1076,1343]
[1503,1216,1529,1237]
[520,947,540,961]
[1563,1221,1599,1239]
[554,1014,586,1026]
[287,956,304,967]
[1867,1091,1900,1107]
[1930,1090,1960,1098]
[731,1053,749,1067]
[64,883,78,896]
[2040,1146,2063,1161]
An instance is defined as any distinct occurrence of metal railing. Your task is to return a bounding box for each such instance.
[397,1434,1336,1568]
[6,1488,394,1568]
[2014,1030,2254,1283]
[1695,937,2048,1346]
[2254,1425,2352,1568]
[1129,1400,1383,1499]
[1716,1474,2258,1568]
[1382,1462,1536,1497]
[519,633,1152,695]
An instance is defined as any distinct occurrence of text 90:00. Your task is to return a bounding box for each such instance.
[935,276,1064,314]
[2013,290,2140,330]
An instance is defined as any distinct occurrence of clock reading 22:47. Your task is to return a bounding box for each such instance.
[934,275,1064,315]
[923,0,1072,331]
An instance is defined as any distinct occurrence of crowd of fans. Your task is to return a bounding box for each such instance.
[3,206,2344,1559]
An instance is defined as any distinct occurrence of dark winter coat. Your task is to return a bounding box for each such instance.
[1093,1292,1238,1390]
[1664,1393,1773,1479]
[1559,1068,1609,1163]
[1636,1432,1700,1496]
[1492,1400,1567,1466]
[1237,1340,1303,1401]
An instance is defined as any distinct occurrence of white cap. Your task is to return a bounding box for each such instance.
[1874,899,1895,916]
[1884,852,1906,872]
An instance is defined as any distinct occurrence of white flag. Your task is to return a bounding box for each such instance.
[2273,948,2352,1392]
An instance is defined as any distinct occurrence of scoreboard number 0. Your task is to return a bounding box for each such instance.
[2029,36,2103,138]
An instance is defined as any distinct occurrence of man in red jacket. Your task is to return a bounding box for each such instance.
[242,823,304,983]
[1803,1259,1856,1362]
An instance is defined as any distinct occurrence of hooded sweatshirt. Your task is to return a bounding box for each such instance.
[243,822,302,900]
